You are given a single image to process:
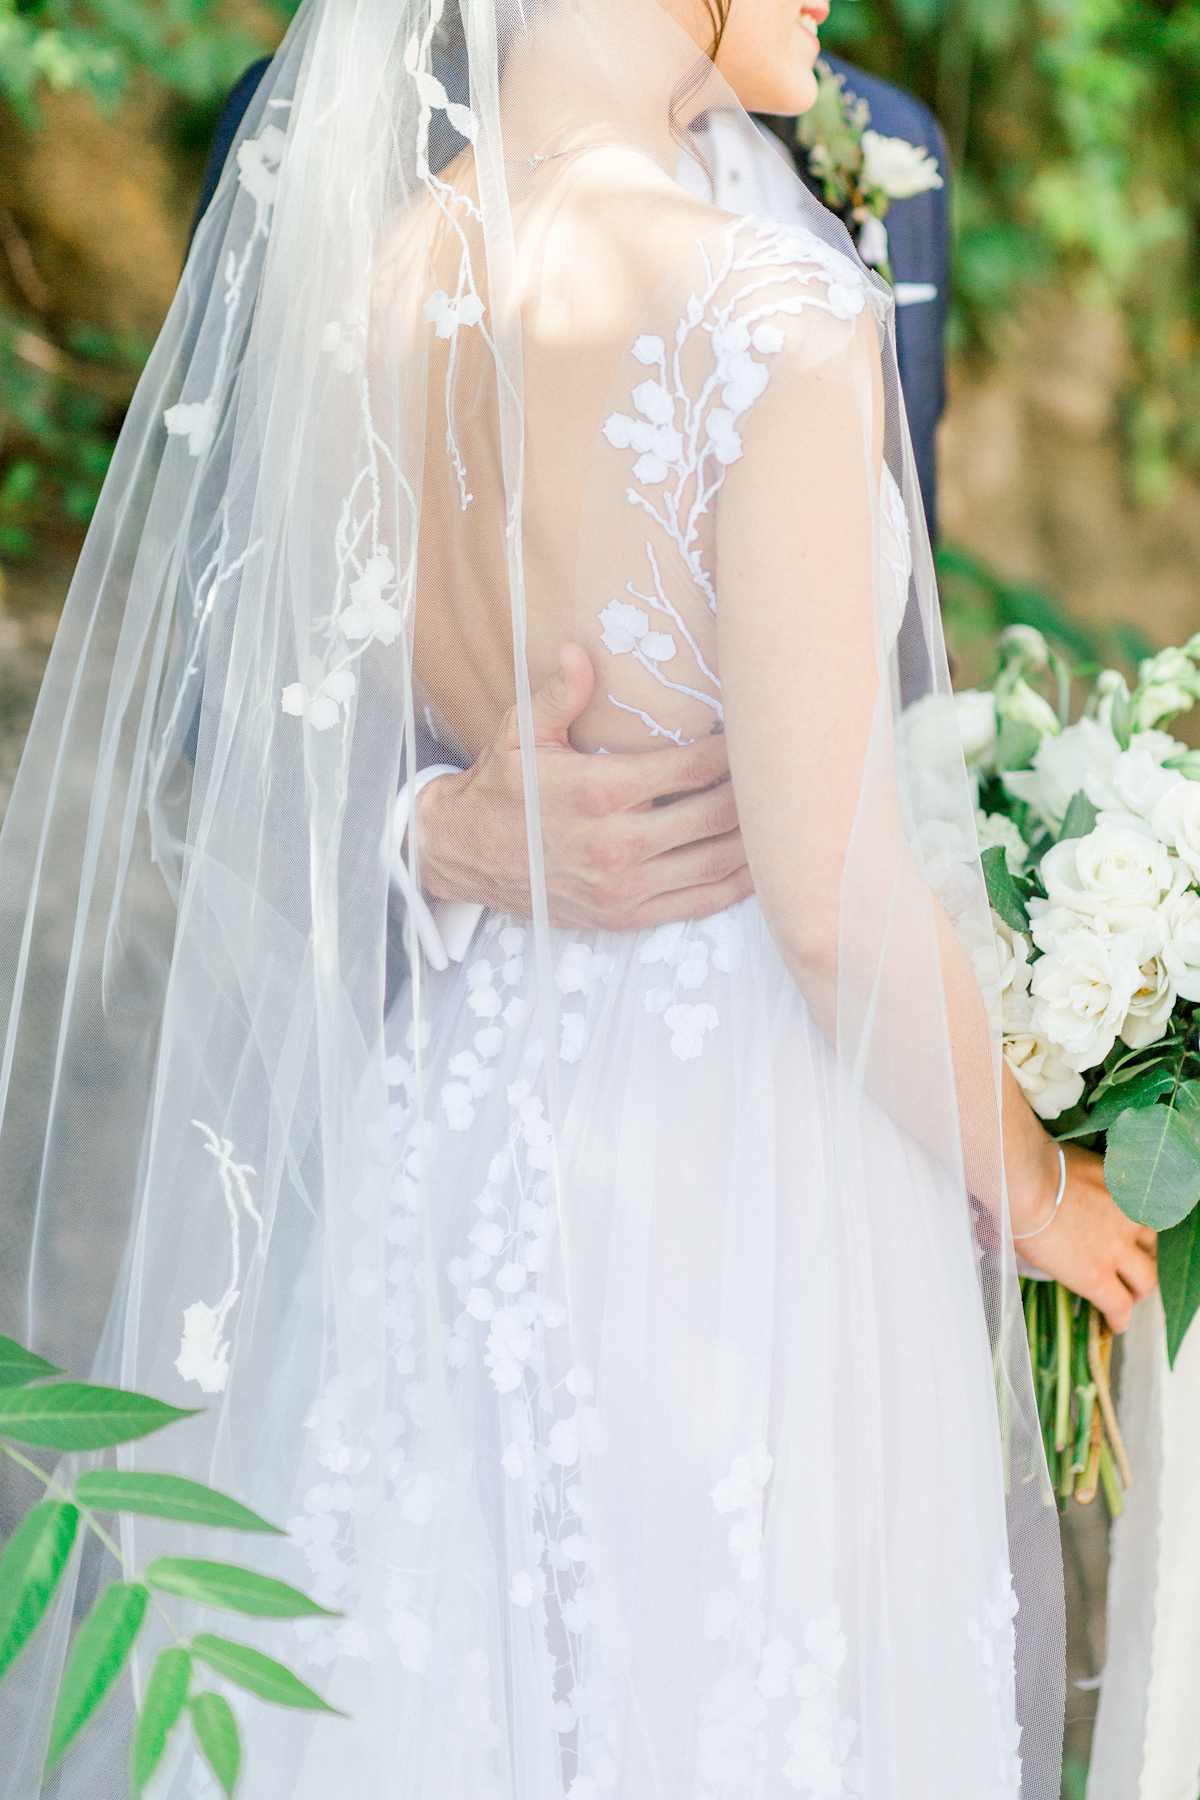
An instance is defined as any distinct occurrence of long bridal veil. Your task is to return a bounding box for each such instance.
[0,0,1063,1793]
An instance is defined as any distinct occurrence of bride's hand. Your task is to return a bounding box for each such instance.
[1012,1141,1157,1333]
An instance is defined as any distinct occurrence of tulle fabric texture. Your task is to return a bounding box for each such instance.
[0,0,1063,1795]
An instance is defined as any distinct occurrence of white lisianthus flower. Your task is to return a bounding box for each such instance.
[1131,647,1200,732]
[1161,882,1200,1002]
[901,694,977,820]
[1084,746,1182,826]
[955,689,999,766]
[997,678,1060,740]
[998,624,1050,671]
[1003,717,1120,833]
[1151,779,1200,883]
[1029,928,1141,1071]
[976,811,1027,876]
[860,130,944,200]
[1120,952,1176,1050]
[1001,985,1086,1120]
[994,916,1034,1000]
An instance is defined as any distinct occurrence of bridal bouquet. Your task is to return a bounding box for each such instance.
[907,627,1200,1510]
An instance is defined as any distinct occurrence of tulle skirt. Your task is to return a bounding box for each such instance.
[23,900,1024,1800]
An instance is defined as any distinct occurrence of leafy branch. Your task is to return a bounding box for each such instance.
[0,1334,343,1795]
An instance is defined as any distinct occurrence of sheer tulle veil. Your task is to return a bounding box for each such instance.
[0,0,1064,1792]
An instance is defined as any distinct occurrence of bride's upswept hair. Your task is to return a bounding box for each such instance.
[703,0,731,57]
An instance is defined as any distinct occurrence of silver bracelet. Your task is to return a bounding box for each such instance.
[1012,1145,1067,1241]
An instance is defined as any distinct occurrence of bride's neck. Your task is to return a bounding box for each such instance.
[498,1,709,174]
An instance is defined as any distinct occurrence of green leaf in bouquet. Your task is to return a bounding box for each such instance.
[190,1691,241,1796]
[75,1472,283,1536]
[0,1383,198,1452]
[994,716,1043,773]
[1056,1064,1181,1139]
[1105,1089,1200,1231]
[45,1580,149,1773]
[190,1634,345,1713]
[0,1501,79,1683]
[1158,1208,1200,1370]
[1059,789,1099,843]
[146,1558,336,1619]
[0,1335,64,1390]
[132,1646,193,1792]
[981,844,1029,931]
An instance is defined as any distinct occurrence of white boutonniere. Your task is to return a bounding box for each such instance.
[796,60,943,285]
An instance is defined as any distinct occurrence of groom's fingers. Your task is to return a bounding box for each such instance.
[589,730,731,813]
[629,780,741,858]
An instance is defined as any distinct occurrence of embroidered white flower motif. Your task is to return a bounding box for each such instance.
[554,942,616,996]
[711,1443,772,1580]
[664,1001,718,1061]
[425,289,486,339]
[510,1571,534,1607]
[340,549,401,646]
[236,124,287,207]
[164,398,217,459]
[560,1012,585,1064]
[281,667,356,731]
[174,1301,230,1393]
[967,1563,1022,1794]
[783,1608,866,1796]
[598,599,676,663]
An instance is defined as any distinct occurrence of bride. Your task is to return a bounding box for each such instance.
[0,0,1157,1793]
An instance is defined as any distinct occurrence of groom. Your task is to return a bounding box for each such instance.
[190,39,949,955]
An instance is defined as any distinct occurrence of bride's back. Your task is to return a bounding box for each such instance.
[407,145,725,757]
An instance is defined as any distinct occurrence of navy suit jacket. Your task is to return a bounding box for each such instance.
[192,54,948,533]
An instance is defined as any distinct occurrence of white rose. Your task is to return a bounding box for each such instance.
[1161,882,1200,1002]
[1001,987,1085,1120]
[914,818,982,924]
[1003,717,1121,833]
[1029,929,1141,1072]
[1119,951,1175,1050]
[860,130,944,201]
[993,917,1033,1000]
[976,811,1027,876]
[1085,747,1182,825]
[1150,780,1200,883]
[1031,826,1173,949]
[901,694,976,821]
[955,690,999,765]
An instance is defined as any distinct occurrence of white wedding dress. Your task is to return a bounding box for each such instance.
[0,7,1064,1795]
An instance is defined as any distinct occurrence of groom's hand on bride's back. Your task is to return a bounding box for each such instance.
[417,643,752,930]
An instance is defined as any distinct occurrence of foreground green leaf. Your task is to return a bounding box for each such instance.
[0,1502,79,1683]
[1105,1100,1200,1231]
[148,1559,334,1620]
[46,1581,149,1773]
[1058,788,1100,842]
[1056,1065,1181,1139]
[132,1647,192,1792]
[1159,1209,1200,1370]
[0,1335,63,1390]
[191,1635,344,1713]
[190,1692,240,1796]
[0,1383,197,1452]
[994,716,1042,773]
[980,844,1028,931]
[75,1472,282,1536]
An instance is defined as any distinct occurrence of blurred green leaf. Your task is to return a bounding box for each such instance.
[191,1635,344,1713]
[75,1472,283,1536]
[980,844,1029,930]
[0,1502,79,1683]
[0,1383,197,1451]
[1059,789,1100,842]
[45,1581,148,1772]
[147,1558,335,1620]
[0,1335,63,1389]
[132,1646,192,1792]
[190,1692,240,1796]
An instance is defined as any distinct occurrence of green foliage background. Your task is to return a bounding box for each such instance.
[0,0,1198,549]
[822,0,1200,504]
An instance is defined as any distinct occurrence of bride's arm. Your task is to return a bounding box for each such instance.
[717,311,1155,1329]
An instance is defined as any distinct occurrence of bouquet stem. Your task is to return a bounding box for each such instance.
[1021,1280,1133,1514]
